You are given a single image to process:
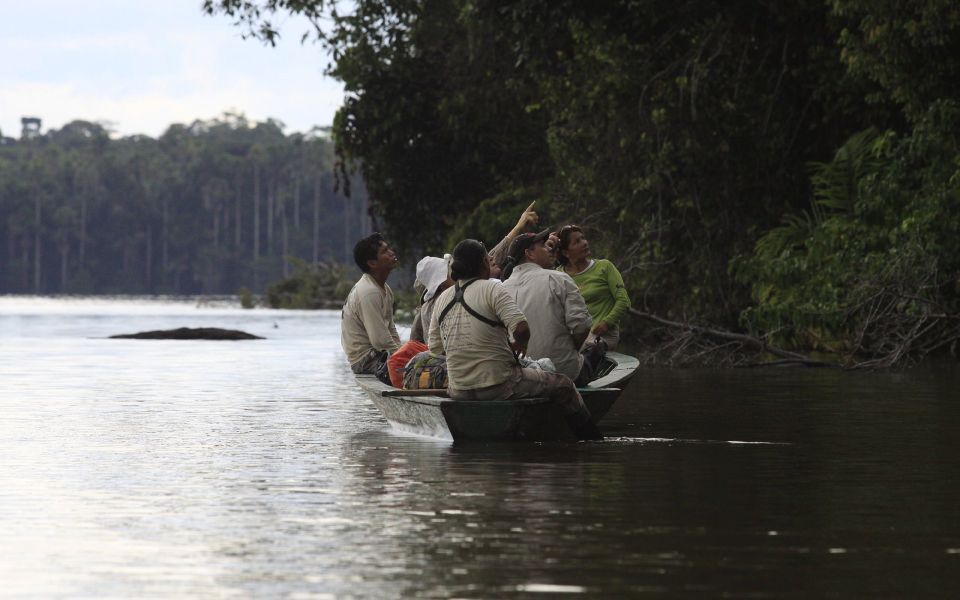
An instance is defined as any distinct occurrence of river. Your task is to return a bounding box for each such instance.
[1,296,958,598]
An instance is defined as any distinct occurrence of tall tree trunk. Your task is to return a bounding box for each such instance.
[253,163,261,260]
[5,226,13,281]
[343,191,351,264]
[60,237,69,292]
[79,194,87,271]
[234,176,242,249]
[313,175,321,264]
[213,207,220,250]
[162,196,169,288]
[33,195,42,293]
[267,179,275,255]
[145,225,153,292]
[360,190,371,236]
[282,205,289,277]
[293,177,301,230]
[21,237,30,291]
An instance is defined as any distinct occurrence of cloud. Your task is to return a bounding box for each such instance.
[0,79,343,139]
[1,32,153,53]
[0,3,342,139]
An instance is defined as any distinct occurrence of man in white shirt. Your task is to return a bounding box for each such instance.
[429,238,602,440]
[501,229,596,384]
[340,233,402,374]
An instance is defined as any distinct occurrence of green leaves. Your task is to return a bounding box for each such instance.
[739,105,960,363]
[264,256,351,308]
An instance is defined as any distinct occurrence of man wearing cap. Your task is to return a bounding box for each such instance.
[340,232,402,374]
[501,229,597,385]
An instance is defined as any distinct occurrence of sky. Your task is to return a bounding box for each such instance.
[0,0,344,139]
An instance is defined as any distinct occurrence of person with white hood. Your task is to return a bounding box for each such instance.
[410,255,453,344]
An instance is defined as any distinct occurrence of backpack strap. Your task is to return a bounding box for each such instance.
[438,279,504,329]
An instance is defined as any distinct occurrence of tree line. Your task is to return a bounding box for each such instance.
[206,0,960,366]
[0,113,369,295]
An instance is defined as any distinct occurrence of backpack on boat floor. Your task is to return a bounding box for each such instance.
[387,340,429,387]
[402,351,448,390]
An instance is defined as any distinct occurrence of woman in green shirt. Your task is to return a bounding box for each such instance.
[556,225,631,350]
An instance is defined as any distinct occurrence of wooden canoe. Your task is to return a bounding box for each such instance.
[355,351,639,442]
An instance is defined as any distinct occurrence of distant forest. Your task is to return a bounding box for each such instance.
[0,114,370,295]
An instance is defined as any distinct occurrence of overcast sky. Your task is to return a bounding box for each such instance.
[0,0,344,139]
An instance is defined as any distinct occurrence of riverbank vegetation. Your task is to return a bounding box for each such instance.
[262,257,352,309]
[204,0,960,367]
[0,113,369,295]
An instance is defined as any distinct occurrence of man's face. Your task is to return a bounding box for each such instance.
[526,240,555,269]
[369,241,398,272]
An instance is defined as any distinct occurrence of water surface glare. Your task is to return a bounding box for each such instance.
[2,296,959,598]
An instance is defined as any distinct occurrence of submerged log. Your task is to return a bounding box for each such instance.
[110,327,264,340]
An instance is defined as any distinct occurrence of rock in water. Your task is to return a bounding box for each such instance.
[110,327,264,340]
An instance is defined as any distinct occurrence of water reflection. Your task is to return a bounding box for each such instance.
[1,298,959,597]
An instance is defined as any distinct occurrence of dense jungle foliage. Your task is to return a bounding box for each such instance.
[205,0,960,366]
[0,114,369,295]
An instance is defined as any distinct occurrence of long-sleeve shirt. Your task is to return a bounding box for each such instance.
[409,295,440,344]
[502,263,592,380]
[340,273,401,366]
[488,234,512,268]
[561,259,631,329]
[428,278,526,391]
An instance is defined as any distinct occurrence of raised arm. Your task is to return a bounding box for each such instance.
[488,201,539,267]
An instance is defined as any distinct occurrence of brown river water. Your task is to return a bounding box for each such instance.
[1,297,958,598]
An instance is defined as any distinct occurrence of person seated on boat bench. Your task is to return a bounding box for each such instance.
[412,199,538,340]
[341,233,402,374]
[428,239,602,440]
[410,255,453,344]
[500,229,603,386]
[390,255,453,387]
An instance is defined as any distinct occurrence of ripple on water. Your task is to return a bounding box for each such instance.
[3,297,960,598]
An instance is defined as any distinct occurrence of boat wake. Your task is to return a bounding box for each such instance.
[605,436,791,446]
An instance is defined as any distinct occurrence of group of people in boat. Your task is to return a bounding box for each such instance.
[339,203,631,440]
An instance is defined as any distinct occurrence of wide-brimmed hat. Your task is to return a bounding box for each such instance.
[416,255,451,301]
[507,228,551,262]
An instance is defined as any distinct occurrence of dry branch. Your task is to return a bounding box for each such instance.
[628,308,833,368]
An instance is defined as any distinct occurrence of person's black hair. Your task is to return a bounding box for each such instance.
[500,256,518,281]
[556,224,583,266]
[450,239,487,280]
[354,232,386,273]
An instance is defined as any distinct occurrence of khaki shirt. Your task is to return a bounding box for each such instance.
[428,278,526,391]
[340,273,401,366]
[502,262,592,380]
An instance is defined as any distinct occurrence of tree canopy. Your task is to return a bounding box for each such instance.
[0,113,369,294]
[30,0,953,364]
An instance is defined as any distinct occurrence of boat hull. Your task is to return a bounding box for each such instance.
[356,351,639,442]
